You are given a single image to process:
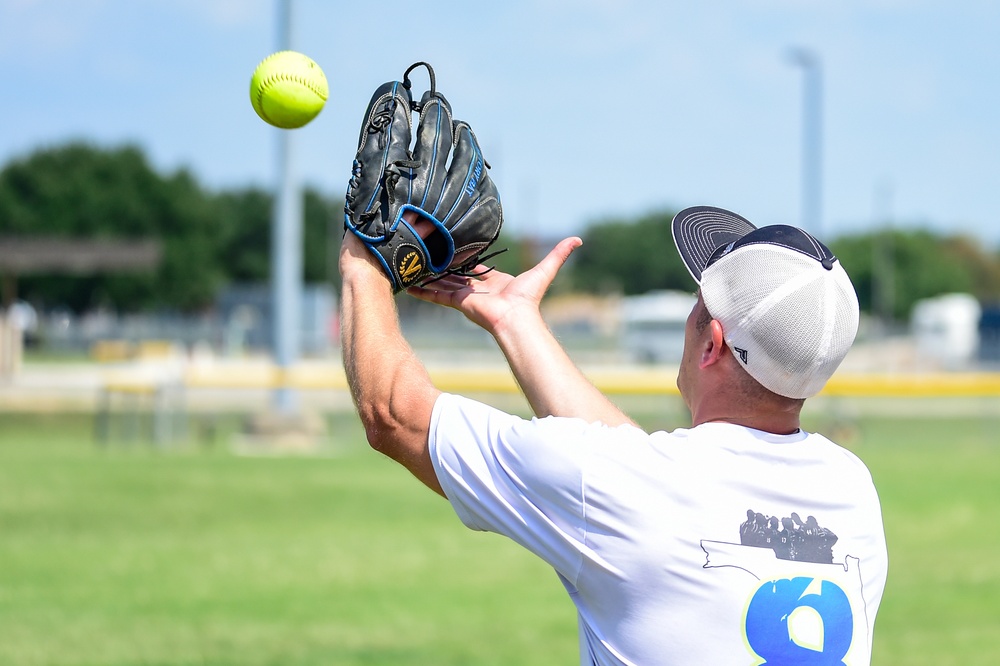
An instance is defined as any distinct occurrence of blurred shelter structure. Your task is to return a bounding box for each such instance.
[217,284,337,357]
[620,290,697,364]
[0,237,161,376]
[980,305,1000,366]
[911,293,981,370]
[0,314,22,377]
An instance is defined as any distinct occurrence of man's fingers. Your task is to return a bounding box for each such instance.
[404,238,582,306]
[407,285,454,306]
[532,237,582,282]
[547,237,583,266]
[421,274,472,291]
[407,275,472,303]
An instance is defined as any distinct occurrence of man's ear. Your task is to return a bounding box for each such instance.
[698,319,726,369]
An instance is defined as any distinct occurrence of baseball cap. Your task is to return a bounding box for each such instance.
[671,206,860,399]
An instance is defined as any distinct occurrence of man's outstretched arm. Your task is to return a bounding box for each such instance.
[408,238,637,428]
[340,233,444,496]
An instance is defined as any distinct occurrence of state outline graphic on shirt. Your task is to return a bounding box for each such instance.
[699,509,873,665]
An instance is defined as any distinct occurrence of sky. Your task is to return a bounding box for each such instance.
[1,0,998,247]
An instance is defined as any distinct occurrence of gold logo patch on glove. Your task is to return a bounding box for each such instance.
[398,249,424,286]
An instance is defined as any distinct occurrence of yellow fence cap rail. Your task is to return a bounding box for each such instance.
[167,363,1000,398]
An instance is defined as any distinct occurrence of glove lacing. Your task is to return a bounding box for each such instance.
[419,247,508,286]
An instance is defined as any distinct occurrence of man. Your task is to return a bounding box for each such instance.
[340,205,888,664]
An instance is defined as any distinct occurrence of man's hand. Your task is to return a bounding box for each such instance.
[407,237,636,427]
[406,237,583,335]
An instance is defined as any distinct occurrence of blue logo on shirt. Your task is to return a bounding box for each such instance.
[745,576,853,665]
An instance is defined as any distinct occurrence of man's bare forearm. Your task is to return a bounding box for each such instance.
[492,312,637,428]
[340,252,443,494]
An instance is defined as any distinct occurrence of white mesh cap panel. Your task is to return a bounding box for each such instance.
[700,244,860,399]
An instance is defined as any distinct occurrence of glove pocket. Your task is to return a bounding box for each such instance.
[365,205,455,292]
[396,204,456,275]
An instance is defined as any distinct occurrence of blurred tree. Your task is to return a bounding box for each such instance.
[0,144,346,313]
[569,209,691,294]
[943,235,1000,303]
[216,186,272,283]
[564,210,1000,319]
[6,143,999,319]
[303,187,340,284]
[831,228,1000,321]
[0,143,224,312]
[217,185,341,286]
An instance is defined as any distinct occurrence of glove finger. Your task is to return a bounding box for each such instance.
[437,121,491,225]
[410,91,454,216]
[437,122,503,267]
[345,80,413,237]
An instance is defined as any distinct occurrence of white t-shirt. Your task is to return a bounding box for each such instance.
[428,393,888,666]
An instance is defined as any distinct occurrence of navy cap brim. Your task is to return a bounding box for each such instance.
[671,206,757,283]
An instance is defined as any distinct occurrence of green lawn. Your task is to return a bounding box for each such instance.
[845,415,1000,664]
[0,404,997,665]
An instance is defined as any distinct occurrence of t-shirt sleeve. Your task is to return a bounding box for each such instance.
[428,393,597,581]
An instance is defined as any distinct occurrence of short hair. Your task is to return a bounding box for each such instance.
[694,297,713,333]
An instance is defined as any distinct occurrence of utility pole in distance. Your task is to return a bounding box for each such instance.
[786,47,823,238]
[271,0,302,415]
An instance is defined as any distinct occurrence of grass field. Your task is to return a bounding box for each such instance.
[0,400,997,665]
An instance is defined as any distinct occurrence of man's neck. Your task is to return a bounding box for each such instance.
[694,414,801,435]
[689,402,802,435]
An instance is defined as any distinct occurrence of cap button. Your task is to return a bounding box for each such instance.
[821,256,836,270]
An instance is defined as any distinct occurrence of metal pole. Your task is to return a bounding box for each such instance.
[873,180,895,330]
[271,0,301,413]
[786,48,823,238]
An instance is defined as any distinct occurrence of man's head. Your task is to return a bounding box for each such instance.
[671,206,860,400]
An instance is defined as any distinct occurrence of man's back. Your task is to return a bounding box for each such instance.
[430,396,888,665]
[573,421,887,664]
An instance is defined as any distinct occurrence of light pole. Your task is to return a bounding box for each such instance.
[786,47,823,238]
[873,180,895,332]
[271,0,302,414]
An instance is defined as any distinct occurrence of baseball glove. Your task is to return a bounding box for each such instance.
[344,62,504,292]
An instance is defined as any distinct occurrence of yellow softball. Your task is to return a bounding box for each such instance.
[249,51,328,129]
